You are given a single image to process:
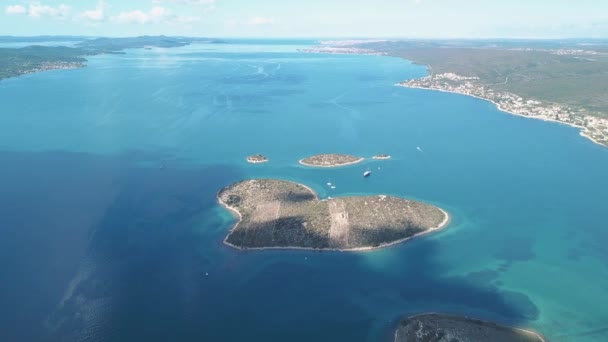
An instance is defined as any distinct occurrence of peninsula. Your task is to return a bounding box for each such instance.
[0,36,223,81]
[299,154,364,167]
[316,40,608,147]
[246,154,268,164]
[0,46,87,80]
[217,179,448,251]
[394,313,545,342]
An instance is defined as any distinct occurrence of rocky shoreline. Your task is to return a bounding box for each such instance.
[394,313,545,342]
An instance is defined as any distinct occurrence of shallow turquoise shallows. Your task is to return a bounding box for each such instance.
[1,40,608,342]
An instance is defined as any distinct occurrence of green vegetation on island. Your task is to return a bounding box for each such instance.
[394,313,545,342]
[0,36,223,81]
[76,35,224,53]
[246,154,269,164]
[217,179,448,250]
[354,40,608,146]
[299,154,364,167]
[0,46,87,80]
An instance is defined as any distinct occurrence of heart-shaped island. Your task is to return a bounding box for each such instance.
[218,179,448,251]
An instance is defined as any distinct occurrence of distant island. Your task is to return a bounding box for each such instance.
[299,154,364,167]
[394,313,545,342]
[217,179,448,251]
[246,154,268,164]
[372,154,391,160]
[0,36,222,81]
[298,39,388,55]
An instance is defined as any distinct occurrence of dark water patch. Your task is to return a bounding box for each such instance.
[243,109,272,114]
[493,237,536,263]
[568,248,585,261]
[497,262,512,272]
[0,149,241,342]
[358,75,384,82]
[358,238,540,334]
[341,100,387,107]
[221,73,306,85]
[200,261,374,342]
[260,88,306,97]
[464,269,501,285]
[555,326,608,340]
[209,93,278,112]
[308,102,333,109]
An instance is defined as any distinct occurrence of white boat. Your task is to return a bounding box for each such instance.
[363,171,371,177]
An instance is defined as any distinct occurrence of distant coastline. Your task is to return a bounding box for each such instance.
[299,40,608,147]
[0,36,220,81]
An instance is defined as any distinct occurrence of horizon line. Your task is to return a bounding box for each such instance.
[1,34,607,41]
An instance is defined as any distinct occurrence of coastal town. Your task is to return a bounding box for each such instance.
[3,60,85,80]
[19,61,85,76]
[398,72,608,146]
[298,46,385,55]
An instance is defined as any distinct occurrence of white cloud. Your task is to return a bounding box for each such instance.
[152,0,216,12]
[4,5,27,15]
[153,0,215,5]
[249,16,274,25]
[111,6,198,25]
[28,3,71,19]
[4,3,71,18]
[77,1,107,21]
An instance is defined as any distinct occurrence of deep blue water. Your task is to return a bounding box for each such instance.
[1,40,608,341]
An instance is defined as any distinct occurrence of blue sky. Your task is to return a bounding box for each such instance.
[1,0,607,38]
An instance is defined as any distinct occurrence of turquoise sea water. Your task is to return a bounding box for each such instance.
[1,40,608,341]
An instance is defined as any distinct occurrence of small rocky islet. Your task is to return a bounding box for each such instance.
[299,153,364,167]
[217,179,448,250]
[246,154,269,164]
